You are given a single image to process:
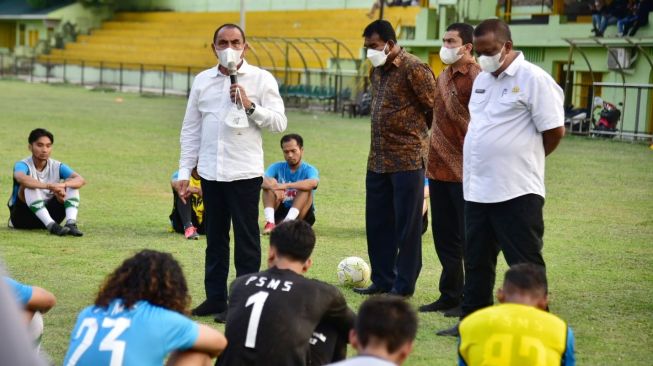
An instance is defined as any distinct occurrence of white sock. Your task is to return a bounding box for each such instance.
[64,188,80,223]
[264,207,275,224]
[284,207,300,221]
[24,188,54,227]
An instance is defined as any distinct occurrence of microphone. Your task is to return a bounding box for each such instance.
[228,61,237,84]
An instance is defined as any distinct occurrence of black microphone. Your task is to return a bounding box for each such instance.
[228,61,237,84]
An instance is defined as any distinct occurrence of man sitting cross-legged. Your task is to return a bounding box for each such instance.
[217,220,355,366]
[262,133,319,234]
[328,296,418,366]
[8,128,85,236]
[458,263,576,366]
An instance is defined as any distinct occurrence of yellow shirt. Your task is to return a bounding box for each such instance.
[459,303,575,366]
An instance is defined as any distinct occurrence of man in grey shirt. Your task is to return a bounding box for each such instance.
[327,296,417,366]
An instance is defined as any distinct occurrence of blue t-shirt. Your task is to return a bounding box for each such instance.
[265,161,319,209]
[3,277,32,307]
[63,299,199,366]
[9,160,74,207]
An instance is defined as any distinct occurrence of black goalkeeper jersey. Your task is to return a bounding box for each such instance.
[217,267,355,366]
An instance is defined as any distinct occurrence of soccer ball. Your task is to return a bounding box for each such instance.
[337,257,371,288]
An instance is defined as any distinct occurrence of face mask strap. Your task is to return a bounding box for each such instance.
[234,87,244,108]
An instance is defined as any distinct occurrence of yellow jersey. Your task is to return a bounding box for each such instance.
[458,303,575,366]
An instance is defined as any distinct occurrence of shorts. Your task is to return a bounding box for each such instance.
[275,204,316,226]
[9,198,65,229]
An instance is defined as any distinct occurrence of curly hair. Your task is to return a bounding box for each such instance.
[94,250,191,314]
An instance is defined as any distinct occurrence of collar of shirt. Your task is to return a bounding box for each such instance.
[210,59,255,78]
[497,51,525,80]
[449,58,477,76]
[386,47,406,69]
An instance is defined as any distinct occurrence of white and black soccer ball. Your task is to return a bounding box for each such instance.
[336,256,371,287]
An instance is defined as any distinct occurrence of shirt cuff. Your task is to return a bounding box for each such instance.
[177,168,191,181]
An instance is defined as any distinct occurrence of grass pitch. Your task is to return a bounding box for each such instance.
[0,80,651,365]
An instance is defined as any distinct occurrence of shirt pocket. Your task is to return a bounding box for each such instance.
[468,92,489,116]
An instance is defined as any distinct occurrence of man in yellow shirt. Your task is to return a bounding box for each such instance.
[458,263,575,366]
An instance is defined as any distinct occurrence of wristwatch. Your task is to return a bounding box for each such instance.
[246,102,256,116]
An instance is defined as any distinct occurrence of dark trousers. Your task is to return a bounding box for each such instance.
[365,169,423,295]
[201,177,262,303]
[462,194,545,317]
[10,198,65,229]
[429,180,465,306]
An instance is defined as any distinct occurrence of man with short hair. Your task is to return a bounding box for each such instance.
[458,263,576,366]
[438,19,565,336]
[217,221,355,366]
[261,133,319,234]
[420,23,480,317]
[178,23,287,320]
[355,19,436,297]
[8,128,85,236]
[328,296,417,366]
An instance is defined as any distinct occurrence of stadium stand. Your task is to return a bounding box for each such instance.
[43,7,421,71]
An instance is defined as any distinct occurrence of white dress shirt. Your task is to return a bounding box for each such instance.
[463,52,564,203]
[179,59,287,182]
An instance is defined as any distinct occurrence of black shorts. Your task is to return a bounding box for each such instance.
[9,198,65,229]
[309,321,347,365]
[275,204,316,226]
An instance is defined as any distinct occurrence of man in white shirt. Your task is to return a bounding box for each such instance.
[177,23,287,322]
[327,296,417,366]
[437,19,565,337]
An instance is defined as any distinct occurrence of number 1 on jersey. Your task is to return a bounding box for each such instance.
[245,291,269,348]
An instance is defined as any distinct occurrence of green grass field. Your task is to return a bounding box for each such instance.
[0,79,651,365]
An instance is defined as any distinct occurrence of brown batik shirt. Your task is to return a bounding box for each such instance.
[368,48,436,173]
[426,60,480,182]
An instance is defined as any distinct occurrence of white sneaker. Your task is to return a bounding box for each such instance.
[7,218,13,228]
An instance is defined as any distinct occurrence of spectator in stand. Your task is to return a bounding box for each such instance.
[594,0,630,37]
[618,0,653,36]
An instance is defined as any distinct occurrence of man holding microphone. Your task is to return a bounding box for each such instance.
[177,23,287,322]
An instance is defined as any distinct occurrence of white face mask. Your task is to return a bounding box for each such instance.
[478,45,505,73]
[439,45,463,65]
[216,47,243,68]
[366,43,389,67]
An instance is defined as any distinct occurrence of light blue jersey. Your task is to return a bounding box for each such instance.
[265,161,319,208]
[3,277,33,306]
[63,299,199,366]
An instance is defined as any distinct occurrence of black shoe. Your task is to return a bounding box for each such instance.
[214,310,228,324]
[443,305,463,318]
[48,222,70,236]
[191,300,227,316]
[418,300,458,313]
[353,283,388,295]
[436,323,460,337]
[65,222,84,237]
[388,289,413,298]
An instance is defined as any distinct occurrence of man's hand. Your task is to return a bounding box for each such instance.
[176,180,190,204]
[48,182,66,200]
[230,84,252,109]
[262,177,282,190]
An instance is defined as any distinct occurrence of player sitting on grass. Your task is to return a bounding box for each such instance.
[217,220,355,366]
[3,276,56,350]
[63,250,227,366]
[328,296,418,366]
[262,134,319,234]
[8,128,85,236]
[170,167,204,240]
[458,263,576,366]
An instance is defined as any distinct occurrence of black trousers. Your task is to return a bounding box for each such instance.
[461,194,545,317]
[10,198,65,229]
[201,177,262,303]
[429,180,465,306]
[365,169,423,295]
